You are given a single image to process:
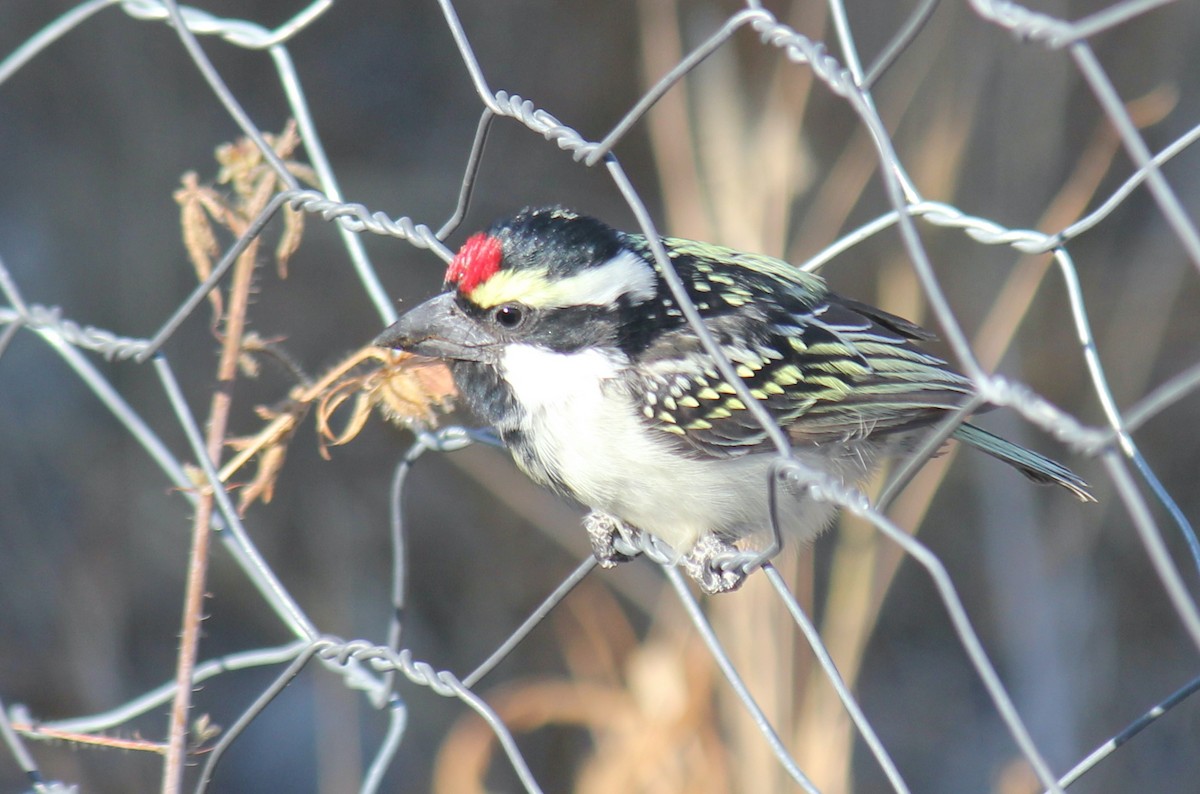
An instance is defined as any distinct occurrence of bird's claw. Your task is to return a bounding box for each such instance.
[584,510,642,567]
[584,513,761,594]
[683,535,753,594]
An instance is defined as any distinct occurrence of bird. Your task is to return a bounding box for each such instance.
[375,206,1092,593]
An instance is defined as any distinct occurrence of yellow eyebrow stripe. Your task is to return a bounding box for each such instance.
[469,268,553,309]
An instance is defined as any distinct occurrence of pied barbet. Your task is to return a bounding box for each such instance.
[375,207,1092,593]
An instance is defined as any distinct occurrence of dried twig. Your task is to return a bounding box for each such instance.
[163,122,312,790]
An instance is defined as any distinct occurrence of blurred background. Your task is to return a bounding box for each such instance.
[2,1,1200,792]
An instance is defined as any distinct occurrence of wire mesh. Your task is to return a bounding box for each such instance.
[2,1,1199,792]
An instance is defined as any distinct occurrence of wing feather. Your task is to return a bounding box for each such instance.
[619,237,974,458]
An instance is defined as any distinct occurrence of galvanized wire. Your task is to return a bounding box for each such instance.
[2,0,1199,792]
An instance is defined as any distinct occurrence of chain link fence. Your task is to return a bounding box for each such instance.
[2,1,1200,792]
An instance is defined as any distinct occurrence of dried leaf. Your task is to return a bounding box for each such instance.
[191,714,222,746]
[182,462,207,490]
[270,119,301,161]
[316,390,374,459]
[286,161,320,187]
[236,442,288,513]
[185,120,315,294]
[237,350,261,379]
[212,344,455,513]
[175,172,224,325]
[275,203,304,278]
[216,136,262,198]
[220,402,306,513]
[374,358,457,426]
[312,347,457,455]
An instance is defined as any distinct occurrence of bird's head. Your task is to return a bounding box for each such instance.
[374,207,660,362]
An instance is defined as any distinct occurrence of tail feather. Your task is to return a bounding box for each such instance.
[952,423,1095,503]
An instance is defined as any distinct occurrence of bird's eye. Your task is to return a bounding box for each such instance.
[492,302,526,330]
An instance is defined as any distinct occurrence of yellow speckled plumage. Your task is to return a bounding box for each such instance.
[377,207,1094,593]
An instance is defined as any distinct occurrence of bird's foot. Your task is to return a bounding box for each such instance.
[584,510,643,568]
[585,513,759,594]
[683,535,753,594]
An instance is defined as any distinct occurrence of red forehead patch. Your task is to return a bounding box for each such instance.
[445,233,502,294]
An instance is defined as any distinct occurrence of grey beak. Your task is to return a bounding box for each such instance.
[375,292,497,362]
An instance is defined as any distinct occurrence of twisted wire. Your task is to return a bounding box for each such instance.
[1,0,1198,791]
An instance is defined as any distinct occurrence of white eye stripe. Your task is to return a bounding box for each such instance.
[469,250,657,309]
[545,250,657,307]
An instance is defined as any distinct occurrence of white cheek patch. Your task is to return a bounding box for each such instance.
[500,344,623,412]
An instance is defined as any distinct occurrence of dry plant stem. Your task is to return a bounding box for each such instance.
[788,59,968,794]
[868,88,1172,623]
[786,78,1167,794]
[636,0,706,236]
[973,88,1175,369]
[791,471,889,793]
[639,4,826,789]
[801,90,1193,782]
[14,721,170,754]
[162,216,264,793]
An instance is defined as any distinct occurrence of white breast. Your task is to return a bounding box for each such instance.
[498,344,860,552]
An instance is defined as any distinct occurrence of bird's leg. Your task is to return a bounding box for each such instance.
[683,535,749,594]
[583,510,643,567]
